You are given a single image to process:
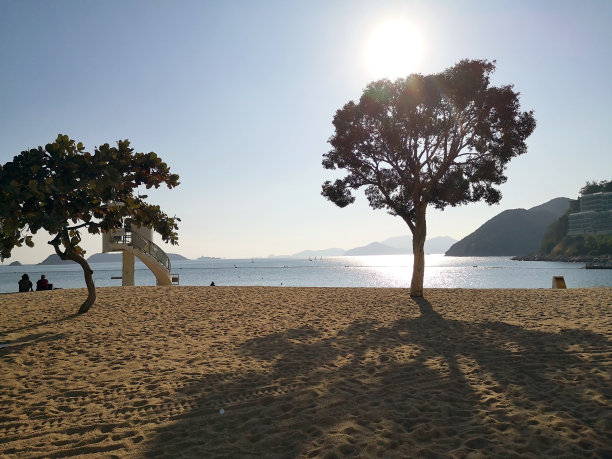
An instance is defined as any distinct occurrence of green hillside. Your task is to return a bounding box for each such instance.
[445,198,570,256]
[540,180,612,257]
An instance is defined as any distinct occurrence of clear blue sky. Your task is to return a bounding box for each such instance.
[1,0,611,263]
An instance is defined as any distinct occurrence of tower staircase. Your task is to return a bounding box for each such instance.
[103,227,178,286]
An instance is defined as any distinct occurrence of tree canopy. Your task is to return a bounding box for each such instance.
[322,59,536,296]
[580,180,612,196]
[0,134,180,313]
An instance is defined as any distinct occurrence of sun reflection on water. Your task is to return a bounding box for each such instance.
[341,255,601,289]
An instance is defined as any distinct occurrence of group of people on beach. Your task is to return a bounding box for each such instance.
[18,274,53,292]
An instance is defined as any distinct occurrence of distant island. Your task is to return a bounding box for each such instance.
[269,236,457,258]
[31,239,458,265]
[38,254,76,265]
[8,261,22,266]
[87,252,189,263]
[38,252,189,265]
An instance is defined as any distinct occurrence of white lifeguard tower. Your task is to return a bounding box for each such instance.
[102,224,177,286]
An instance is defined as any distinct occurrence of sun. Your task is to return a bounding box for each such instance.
[365,20,423,80]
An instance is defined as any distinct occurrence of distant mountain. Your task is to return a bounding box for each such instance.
[528,197,573,217]
[291,248,346,258]
[445,197,571,257]
[38,254,76,265]
[168,253,190,261]
[87,253,125,263]
[8,261,22,266]
[39,252,189,265]
[344,242,405,256]
[87,252,189,263]
[268,236,456,258]
[382,235,457,254]
[380,235,411,252]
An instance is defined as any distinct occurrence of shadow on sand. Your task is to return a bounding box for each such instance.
[0,312,79,337]
[0,312,77,357]
[142,297,611,457]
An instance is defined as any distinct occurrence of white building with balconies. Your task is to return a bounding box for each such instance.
[568,192,612,236]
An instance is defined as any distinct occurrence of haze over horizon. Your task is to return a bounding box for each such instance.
[1,0,611,264]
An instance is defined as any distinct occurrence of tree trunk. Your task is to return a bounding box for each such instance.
[76,258,96,314]
[410,205,427,297]
[51,240,96,314]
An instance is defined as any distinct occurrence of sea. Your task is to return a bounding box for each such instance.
[1,254,611,294]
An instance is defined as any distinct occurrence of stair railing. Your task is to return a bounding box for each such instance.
[119,229,171,272]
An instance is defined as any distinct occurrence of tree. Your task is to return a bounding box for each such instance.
[580,180,612,196]
[0,134,180,313]
[322,59,536,296]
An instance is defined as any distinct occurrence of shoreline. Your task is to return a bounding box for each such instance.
[2,286,611,457]
[512,253,612,263]
[0,283,610,298]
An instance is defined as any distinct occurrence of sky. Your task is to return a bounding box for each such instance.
[1,0,611,264]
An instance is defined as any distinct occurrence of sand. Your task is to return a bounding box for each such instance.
[1,286,611,458]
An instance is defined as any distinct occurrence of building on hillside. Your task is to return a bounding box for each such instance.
[568,192,612,236]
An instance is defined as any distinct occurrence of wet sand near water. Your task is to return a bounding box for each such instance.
[1,286,611,457]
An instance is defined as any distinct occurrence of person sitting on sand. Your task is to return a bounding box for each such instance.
[36,275,52,291]
[18,274,33,292]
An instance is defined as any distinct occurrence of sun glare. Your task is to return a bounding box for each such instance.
[365,20,423,80]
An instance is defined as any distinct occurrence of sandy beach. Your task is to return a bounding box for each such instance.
[1,286,611,457]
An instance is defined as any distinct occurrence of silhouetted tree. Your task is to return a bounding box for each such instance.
[0,134,180,313]
[322,60,536,296]
[580,180,612,196]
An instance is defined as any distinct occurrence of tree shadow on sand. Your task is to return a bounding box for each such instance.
[0,331,67,360]
[0,313,79,337]
[142,298,611,457]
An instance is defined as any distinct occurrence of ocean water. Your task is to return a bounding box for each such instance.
[1,255,610,294]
